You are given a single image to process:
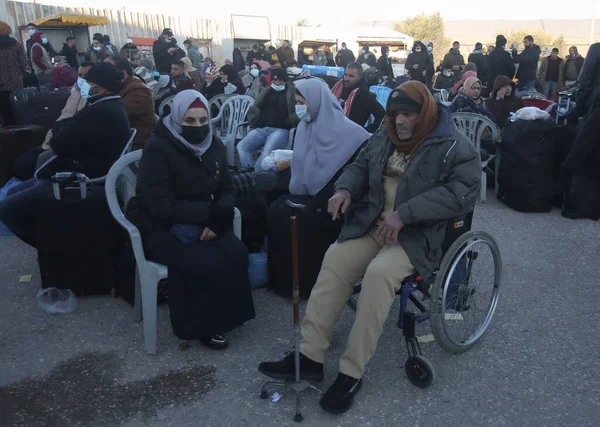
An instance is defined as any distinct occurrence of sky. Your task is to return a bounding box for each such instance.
[35,0,600,23]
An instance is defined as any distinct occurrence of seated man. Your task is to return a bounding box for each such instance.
[258,81,481,414]
[331,62,386,133]
[113,56,155,150]
[237,68,299,171]
[0,62,130,248]
[171,60,194,91]
[433,68,459,91]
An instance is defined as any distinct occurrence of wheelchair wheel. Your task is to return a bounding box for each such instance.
[404,355,435,388]
[430,231,501,354]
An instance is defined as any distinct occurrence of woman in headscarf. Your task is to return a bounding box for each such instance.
[127,90,255,350]
[266,78,370,297]
[181,57,205,91]
[202,63,245,100]
[485,75,526,128]
[241,62,267,99]
[450,62,478,99]
[450,76,494,120]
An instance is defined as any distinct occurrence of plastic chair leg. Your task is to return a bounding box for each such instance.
[140,271,159,354]
[480,170,487,205]
[224,136,235,166]
[133,268,142,322]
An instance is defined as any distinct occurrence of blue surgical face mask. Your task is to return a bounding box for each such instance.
[427,46,433,52]
[42,37,48,44]
[78,79,91,99]
[27,29,36,36]
[250,69,259,77]
[295,105,310,122]
[271,83,285,92]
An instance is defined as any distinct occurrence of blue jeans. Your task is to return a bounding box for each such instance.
[544,81,559,100]
[516,80,535,92]
[0,180,52,247]
[236,127,290,172]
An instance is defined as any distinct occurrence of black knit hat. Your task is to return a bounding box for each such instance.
[85,63,124,94]
[271,68,288,82]
[387,89,422,114]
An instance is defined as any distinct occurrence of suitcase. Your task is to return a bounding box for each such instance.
[10,88,37,125]
[33,87,71,130]
[497,118,557,212]
[32,173,123,295]
[267,194,342,298]
[301,65,345,79]
[0,125,47,187]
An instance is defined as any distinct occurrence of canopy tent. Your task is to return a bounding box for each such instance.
[33,13,108,28]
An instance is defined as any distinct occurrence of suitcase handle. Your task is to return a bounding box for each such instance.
[51,172,89,200]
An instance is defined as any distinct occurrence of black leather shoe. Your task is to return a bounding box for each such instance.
[319,373,362,414]
[200,334,229,350]
[258,351,324,381]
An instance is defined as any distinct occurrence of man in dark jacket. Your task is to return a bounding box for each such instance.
[335,42,356,67]
[512,35,541,92]
[376,46,395,83]
[468,42,488,85]
[237,68,299,171]
[258,81,480,414]
[486,35,516,98]
[60,37,79,68]
[246,44,262,65]
[153,28,186,74]
[576,42,600,119]
[331,62,386,132]
[0,62,130,248]
[443,41,465,71]
[405,41,432,84]
[357,46,377,68]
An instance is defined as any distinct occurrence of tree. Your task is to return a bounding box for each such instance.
[505,29,567,55]
[395,13,451,69]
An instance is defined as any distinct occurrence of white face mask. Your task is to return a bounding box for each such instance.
[271,83,285,92]
[93,46,102,52]
[165,37,173,43]
[415,49,421,53]
[362,49,367,54]
[250,69,259,77]
[342,46,346,50]
[27,29,36,36]
[223,83,237,94]
[444,71,453,77]
[295,105,310,122]
[78,79,91,99]
[42,37,48,44]
[427,46,433,52]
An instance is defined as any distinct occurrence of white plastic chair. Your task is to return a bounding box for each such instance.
[210,95,255,165]
[451,113,500,205]
[158,95,175,117]
[208,93,234,116]
[105,150,242,354]
[34,128,137,184]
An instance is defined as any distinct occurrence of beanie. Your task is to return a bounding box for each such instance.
[85,62,124,94]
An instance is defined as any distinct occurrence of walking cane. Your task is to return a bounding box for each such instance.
[260,199,322,422]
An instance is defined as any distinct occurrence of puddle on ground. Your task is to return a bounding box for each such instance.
[0,352,217,426]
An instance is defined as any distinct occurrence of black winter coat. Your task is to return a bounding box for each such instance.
[127,122,235,251]
[405,51,432,83]
[577,43,600,118]
[152,37,185,73]
[346,83,386,132]
[487,47,516,92]
[60,44,79,68]
[376,55,394,80]
[512,44,541,82]
[48,95,130,179]
[468,52,488,83]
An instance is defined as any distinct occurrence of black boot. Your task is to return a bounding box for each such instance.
[258,351,324,381]
[200,334,229,350]
[319,373,362,414]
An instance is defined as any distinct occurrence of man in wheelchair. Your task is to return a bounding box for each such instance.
[258,81,481,413]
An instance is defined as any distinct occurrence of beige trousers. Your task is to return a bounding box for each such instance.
[299,230,415,379]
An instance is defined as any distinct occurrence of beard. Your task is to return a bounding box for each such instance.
[395,124,412,141]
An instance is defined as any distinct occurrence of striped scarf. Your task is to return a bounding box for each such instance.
[331,79,359,118]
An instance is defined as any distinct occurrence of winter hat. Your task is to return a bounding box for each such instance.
[85,62,124,94]
[270,68,288,82]
[496,35,507,47]
[386,89,423,114]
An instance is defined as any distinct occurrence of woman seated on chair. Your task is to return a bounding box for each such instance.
[266,78,370,297]
[202,64,245,100]
[242,62,269,99]
[450,76,494,121]
[127,89,255,350]
[484,75,526,128]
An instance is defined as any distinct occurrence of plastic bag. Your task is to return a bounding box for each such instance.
[261,150,293,171]
[36,288,78,315]
[510,107,551,122]
[248,251,268,289]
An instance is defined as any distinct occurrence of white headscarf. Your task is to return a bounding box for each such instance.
[162,90,213,157]
[290,79,371,196]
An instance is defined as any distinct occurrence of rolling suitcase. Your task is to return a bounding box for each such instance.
[10,88,37,125]
[267,194,342,298]
[0,125,47,187]
[33,87,71,130]
[32,173,123,295]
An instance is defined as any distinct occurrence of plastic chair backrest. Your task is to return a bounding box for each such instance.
[440,89,449,102]
[211,95,254,139]
[451,113,499,154]
[158,95,175,117]
[208,93,234,115]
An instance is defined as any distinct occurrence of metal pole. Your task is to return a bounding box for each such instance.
[290,213,303,422]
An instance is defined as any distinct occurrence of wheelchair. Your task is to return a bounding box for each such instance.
[348,210,502,388]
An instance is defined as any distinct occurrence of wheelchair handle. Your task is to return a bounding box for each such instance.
[285,200,307,212]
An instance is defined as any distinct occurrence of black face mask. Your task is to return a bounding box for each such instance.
[181,125,210,145]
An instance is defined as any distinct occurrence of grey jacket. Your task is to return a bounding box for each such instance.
[335,106,481,283]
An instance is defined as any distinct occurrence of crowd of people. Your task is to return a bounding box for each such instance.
[1,19,600,416]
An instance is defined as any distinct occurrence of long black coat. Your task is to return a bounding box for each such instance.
[49,95,130,179]
[487,47,516,93]
[346,83,386,133]
[152,37,185,74]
